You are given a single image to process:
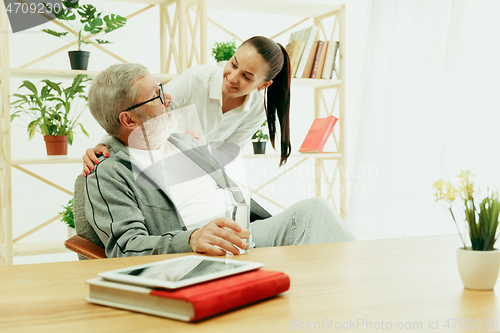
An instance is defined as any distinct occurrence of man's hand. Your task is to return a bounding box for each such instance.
[82,144,109,177]
[189,217,250,255]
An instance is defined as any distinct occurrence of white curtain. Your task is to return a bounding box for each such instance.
[347,0,500,240]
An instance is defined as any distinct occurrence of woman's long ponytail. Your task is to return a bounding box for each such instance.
[242,36,292,166]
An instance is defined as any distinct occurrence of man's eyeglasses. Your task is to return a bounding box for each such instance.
[123,83,164,112]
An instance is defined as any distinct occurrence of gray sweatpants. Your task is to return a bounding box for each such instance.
[251,197,355,247]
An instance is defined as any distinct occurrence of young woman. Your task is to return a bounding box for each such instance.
[82,36,291,175]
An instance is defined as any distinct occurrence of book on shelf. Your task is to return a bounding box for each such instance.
[86,269,291,322]
[301,41,319,78]
[287,25,319,78]
[309,41,324,78]
[328,41,340,80]
[285,40,305,78]
[321,40,337,79]
[299,116,338,153]
[315,41,329,78]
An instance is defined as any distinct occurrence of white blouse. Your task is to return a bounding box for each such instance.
[165,65,266,148]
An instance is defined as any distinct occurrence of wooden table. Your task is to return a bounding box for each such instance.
[0,235,498,332]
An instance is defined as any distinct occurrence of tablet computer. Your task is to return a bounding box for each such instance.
[98,255,265,289]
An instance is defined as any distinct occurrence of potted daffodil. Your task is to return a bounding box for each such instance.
[433,170,500,290]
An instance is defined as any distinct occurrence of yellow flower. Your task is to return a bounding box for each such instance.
[458,170,473,180]
[433,180,445,191]
[443,181,457,203]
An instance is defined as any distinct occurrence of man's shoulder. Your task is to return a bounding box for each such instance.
[89,153,133,182]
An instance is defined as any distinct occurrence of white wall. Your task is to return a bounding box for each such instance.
[6,0,370,264]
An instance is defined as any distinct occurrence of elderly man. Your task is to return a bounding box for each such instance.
[85,63,354,258]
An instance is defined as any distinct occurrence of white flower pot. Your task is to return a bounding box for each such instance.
[456,247,500,290]
[217,61,228,68]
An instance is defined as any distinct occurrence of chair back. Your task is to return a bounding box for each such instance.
[72,174,106,259]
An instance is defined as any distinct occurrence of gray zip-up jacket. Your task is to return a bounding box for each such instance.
[84,133,242,258]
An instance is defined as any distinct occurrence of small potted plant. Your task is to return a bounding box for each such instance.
[433,170,500,290]
[10,74,91,156]
[251,120,269,154]
[211,40,237,67]
[42,0,127,70]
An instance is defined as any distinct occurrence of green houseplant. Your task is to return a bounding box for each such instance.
[10,74,91,155]
[251,120,269,154]
[433,170,500,290]
[59,198,75,229]
[211,40,237,65]
[42,0,127,70]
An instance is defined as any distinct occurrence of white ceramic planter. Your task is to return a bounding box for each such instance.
[456,247,500,290]
[217,61,228,68]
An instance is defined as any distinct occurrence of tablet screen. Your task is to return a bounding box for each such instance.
[99,255,265,289]
[119,258,248,282]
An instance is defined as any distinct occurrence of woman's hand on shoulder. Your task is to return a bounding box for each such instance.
[82,144,109,177]
[185,130,205,145]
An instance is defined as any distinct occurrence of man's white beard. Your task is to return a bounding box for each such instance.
[128,109,178,150]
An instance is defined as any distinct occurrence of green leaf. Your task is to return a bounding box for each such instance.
[61,0,79,10]
[42,29,69,38]
[95,39,112,44]
[67,130,74,145]
[77,4,97,24]
[59,198,75,228]
[20,80,38,96]
[212,40,237,62]
[103,14,126,33]
[11,93,29,105]
[84,16,104,34]
[27,120,39,139]
[42,79,63,95]
[79,123,89,138]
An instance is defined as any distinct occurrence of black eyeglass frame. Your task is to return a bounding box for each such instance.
[123,83,164,112]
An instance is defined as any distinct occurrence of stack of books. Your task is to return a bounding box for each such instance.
[86,262,290,322]
[286,26,340,80]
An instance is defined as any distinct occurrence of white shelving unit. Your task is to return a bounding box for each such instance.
[0,0,345,265]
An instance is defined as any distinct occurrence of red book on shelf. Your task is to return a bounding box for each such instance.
[298,116,338,153]
[87,270,290,322]
[309,40,324,78]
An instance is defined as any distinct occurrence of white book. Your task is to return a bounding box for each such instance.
[322,40,338,79]
[295,26,319,78]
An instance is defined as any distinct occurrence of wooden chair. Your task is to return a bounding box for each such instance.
[64,175,106,260]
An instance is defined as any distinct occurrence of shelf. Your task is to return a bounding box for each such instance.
[10,158,83,165]
[13,240,69,257]
[244,152,342,159]
[9,68,177,83]
[206,0,343,18]
[291,78,341,88]
[106,0,343,18]
[9,68,337,87]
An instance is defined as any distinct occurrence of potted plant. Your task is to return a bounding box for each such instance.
[433,170,500,290]
[251,120,269,154]
[60,198,75,229]
[10,74,91,156]
[211,40,237,67]
[42,0,127,70]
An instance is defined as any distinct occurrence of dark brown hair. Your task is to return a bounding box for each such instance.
[241,36,291,166]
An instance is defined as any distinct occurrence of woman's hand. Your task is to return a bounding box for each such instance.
[185,130,206,145]
[82,144,109,177]
[188,217,249,255]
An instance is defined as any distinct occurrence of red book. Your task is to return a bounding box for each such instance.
[298,116,338,153]
[86,270,290,322]
[309,40,324,78]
